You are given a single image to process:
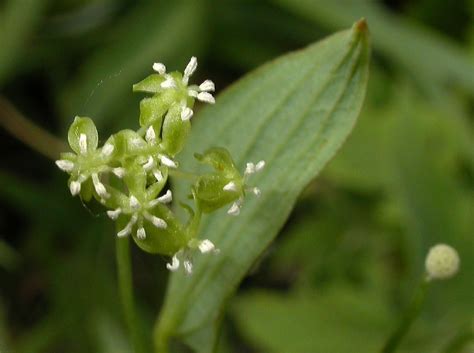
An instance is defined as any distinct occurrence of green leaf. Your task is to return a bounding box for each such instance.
[155,20,370,352]
[232,288,391,353]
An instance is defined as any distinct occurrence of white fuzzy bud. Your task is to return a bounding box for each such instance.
[255,160,266,172]
[160,155,177,168]
[183,260,193,275]
[129,195,140,210]
[157,190,173,204]
[161,77,176,89]
[425,244,460,280]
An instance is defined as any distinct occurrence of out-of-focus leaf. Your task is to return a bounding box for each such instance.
[232,288,391,353]
[60,0,207,130]
[155,21,370,352]
[0,0,48,85]
[0,239,20,270]
[272,0,474,96]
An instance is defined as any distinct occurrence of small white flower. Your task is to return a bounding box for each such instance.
[152,62,166,75]
[252,187,261,197]
[55,160,74,172]
[425,244,460,280]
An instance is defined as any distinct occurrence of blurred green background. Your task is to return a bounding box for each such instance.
[0,0,473,352]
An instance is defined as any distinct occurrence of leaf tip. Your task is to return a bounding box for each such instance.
[353,18,369,34]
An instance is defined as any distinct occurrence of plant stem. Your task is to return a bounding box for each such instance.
[0,96,66,160]
[381,277,430,353]
[116,236,146,353]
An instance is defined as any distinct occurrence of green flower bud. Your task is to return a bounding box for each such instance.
[67,116,98,155]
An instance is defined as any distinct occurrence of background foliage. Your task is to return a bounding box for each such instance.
[0,0,473,352]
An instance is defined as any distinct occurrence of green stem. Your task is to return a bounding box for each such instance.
[381,277,430,353]
[116,236,146,353]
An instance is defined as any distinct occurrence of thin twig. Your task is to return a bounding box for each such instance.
[0,96,66,160]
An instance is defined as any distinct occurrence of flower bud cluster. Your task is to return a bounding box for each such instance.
[56,57,264,274]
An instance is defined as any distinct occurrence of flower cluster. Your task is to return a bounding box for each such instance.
[56,57,264,274]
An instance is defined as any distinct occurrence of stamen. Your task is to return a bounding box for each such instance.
[166,255,180,271]
[245,162,256,176]
[157,190,172,204]
[106,208,121,220]
[146,126,156,142]
[181,107,193,121]
[136,227,146,240]
[199,80,215,92]
[255,160,266,172]
[55,160,74,172]
[143,156,155,171]
[117,215,137,237]
[69,180,81,196]
[144,212,167,229]
[79,134,88,154]
[112,167,126,178]
[198,239,217,254]
[183,56,197,84]
[197,92,215,104]
[188,89,198,98]
[153,170,163,182]
[129,195,140,210]
[252,187,261,197]
[102,143,114,157]
[183,260,193,275]
[92,173,110,198]
[227,202,241,216]
[223,181,238,192]
[161,77,176,89]
[160,155,177,168]
[152,62,166,74]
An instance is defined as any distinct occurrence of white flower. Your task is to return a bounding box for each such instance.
[109,190,173,239]
[425,244,460,280]
[166,239,219,274]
